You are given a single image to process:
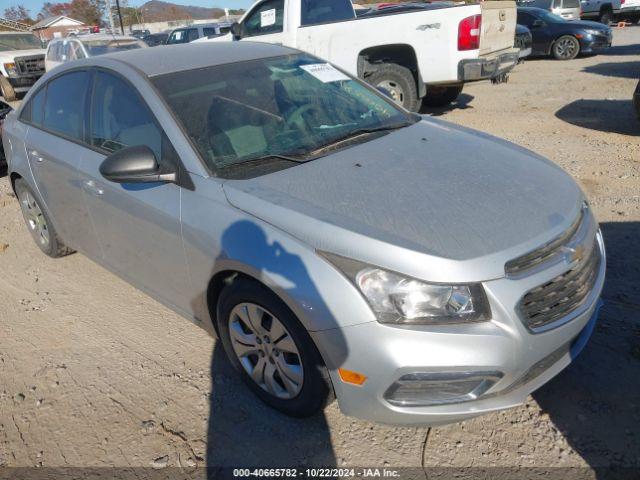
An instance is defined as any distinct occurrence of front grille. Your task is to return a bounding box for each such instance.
[514,32,532,50]
[16,55,45,75]
[505,206,585,277]
[518,244,601,332]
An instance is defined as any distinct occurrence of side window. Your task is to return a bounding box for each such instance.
[243,0,284,37]
[517,12,535,27]
[203,27,217,37]
[20,86,46,125]
[187,28,200,41]
[42,71,89,140]
[89,71,164,163]
[168,30,185,44]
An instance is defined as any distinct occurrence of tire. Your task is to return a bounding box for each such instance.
[14,178,75,258]
[422,85,464,108]
[552,35,580,60]
[365,63,420,112]
[0,76,16,102]
[599,9,613,24]
[216,277,333,417]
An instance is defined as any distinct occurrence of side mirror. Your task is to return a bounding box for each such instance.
[100,145,176,184]
[230,22,243,40]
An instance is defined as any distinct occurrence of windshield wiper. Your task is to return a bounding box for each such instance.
[309,121,414,155]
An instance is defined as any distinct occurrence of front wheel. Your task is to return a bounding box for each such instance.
[365,63,420,112]
[216,277,333,417]
[552,35,580,60]
[422,85,464,108]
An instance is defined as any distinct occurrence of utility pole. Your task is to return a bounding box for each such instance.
[114,0,124,34]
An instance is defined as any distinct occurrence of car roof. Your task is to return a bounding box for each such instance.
[517,6,548,13]
[98,41,300,77]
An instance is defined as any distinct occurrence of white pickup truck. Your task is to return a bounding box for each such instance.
[0,31,46,102]
[200,0,519,111]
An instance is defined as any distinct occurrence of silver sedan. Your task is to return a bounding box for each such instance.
[1,42,605,425]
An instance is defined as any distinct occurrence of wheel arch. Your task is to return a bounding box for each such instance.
[357,43,426,97]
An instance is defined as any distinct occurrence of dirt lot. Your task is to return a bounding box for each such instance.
[0,27,639,477]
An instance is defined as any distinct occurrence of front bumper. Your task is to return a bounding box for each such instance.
[312,232,606,426]
[580,33,613,52]
[458,49,520,82]
[7,74,42,93]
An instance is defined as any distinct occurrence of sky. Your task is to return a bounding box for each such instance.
[6,0,254,17]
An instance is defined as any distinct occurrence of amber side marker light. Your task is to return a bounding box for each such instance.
[338,368,367,386]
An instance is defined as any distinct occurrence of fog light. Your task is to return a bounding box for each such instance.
[383,371,503,407]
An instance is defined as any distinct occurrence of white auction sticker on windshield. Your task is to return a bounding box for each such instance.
[261,8,276,27]
[300,63,350,83]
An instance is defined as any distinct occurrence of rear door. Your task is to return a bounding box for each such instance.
[480,1,518,55]
[78,69,192,311]
[23,70,101,256]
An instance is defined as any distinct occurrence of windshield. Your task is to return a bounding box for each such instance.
[153,54,414,177]
[0,34,42,52]
[83,39,146,56]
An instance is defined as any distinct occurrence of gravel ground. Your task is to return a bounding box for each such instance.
[0,27,639,477]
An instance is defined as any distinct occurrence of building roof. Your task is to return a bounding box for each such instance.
[31,15,84,30]
[101,41,299,77]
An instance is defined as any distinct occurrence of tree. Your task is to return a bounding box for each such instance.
[36,0,105,25]
[3,5,34,24]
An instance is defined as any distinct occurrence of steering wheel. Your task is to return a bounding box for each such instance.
[283,104,318,134]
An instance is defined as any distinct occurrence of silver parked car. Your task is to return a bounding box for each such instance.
[45,35,147,71]
[1,43,605,425]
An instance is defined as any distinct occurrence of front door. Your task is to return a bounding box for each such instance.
[78,69,192,312]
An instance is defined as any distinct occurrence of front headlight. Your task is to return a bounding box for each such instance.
[584,29,604,36]
[3,63,18,76]
[320,253,491,325]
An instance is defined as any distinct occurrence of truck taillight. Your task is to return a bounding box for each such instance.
[458,15,481,51]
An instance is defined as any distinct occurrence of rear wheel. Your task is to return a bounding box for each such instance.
[0,76,16,102]
[599,9,613,24]
[365,63,420,112]
[552,35,580,60]
[14,179,74,258]
[422,85,464,108]
[216,277,333,417]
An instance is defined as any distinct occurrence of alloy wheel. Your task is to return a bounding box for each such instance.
[228,302,304,399]
[555,38,578,59]
[18,189,50,248]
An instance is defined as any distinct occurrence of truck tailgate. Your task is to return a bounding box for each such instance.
[479,1,517,56]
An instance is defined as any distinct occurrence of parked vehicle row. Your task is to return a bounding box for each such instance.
[1,41,606,424]
[45,35,147,71]
[166,22,233,44]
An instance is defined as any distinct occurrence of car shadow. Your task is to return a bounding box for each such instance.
[555,99,638,135]
[599,43,640,56]
[533,221,640,475]
[582,61,640,79]
[201,220,349,477]
[421,93,475,116]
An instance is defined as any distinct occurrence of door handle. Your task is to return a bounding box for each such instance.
[28,149,45,163]
[83,180,104,196]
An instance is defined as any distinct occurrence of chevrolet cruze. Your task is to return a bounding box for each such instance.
[1,42,605,424]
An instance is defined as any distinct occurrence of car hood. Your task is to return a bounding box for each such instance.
[1,48,46,58]
[222,118,584,282]
[568,20,611,31]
